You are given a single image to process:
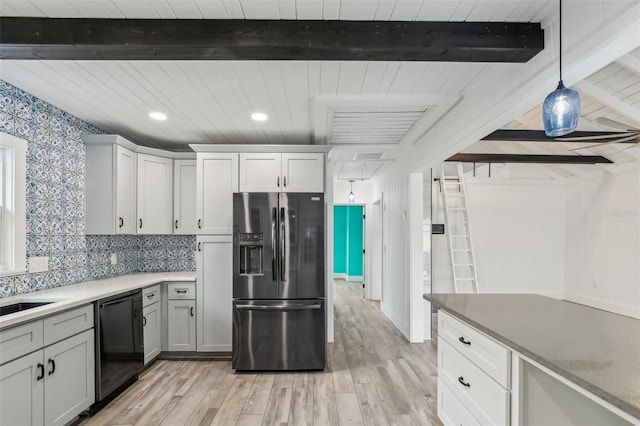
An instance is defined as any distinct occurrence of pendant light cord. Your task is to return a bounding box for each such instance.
[559,0,563,83]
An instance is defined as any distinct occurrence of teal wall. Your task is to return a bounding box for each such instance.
[333,205,363,278]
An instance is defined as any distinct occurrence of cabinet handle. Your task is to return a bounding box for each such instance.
[283,176,287,187]
[119,217,124,228]
[139,218,143,228]
[198,219,202,229]
[190,307,194,317]
[176,289,188,294]
[175,219,179,229]
[198,242,202,251]
[458,336,471,346]
[458,376,471,388]
[143,316,147,326]
[277,176,280,187]
[36,363,45,381]
[48,358,55,376]
[147,293,154,299]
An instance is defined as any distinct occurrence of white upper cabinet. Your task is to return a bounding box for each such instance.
[281,153,324,193]
[196,153,238,235]
[115,146,138,234]
[85,142,137,235]
[137,153,173,235]
[173,160,197,235]
[239,153,282,192]
[239,153,324,193]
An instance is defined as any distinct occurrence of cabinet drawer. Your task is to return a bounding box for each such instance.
[0,320,44,365]
[438,339,509,426]
[167,282,195,300]
[43,305,94,347]
[438,310,510,388]
[438,377,481,426]
[142,285,161,307]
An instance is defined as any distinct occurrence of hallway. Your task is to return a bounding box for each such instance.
[82,280,441,425]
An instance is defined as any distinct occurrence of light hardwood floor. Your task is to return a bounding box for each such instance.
[82,280,441,426]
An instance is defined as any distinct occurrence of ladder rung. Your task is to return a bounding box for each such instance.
[454,263,474,267]
[447,207,466,211]
[443,176,459,180]
[446,194,464,198]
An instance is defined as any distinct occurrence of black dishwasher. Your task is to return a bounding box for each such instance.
[94,289,144,407]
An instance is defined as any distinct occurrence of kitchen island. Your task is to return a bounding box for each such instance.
[425,293,640,425]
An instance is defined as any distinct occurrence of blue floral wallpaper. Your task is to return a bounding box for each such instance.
[0,81,195,298]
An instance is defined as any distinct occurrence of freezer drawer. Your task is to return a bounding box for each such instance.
[232,299,325,371]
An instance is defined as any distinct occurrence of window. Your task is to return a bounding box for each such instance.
[0,132,27,275]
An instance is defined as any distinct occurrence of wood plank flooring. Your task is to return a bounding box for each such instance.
[82,280,441,426]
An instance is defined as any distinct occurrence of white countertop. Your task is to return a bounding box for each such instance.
[0,272,196,330]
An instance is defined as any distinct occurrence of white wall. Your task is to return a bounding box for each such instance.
[333,179,375,205]
[564,164,640,319]
[465,177,566,296]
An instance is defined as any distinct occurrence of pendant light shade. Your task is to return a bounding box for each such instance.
[348,180,356,203]
[542,81,580,136]
[542,0,580,137]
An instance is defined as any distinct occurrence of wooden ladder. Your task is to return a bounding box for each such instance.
[440,163,479,293]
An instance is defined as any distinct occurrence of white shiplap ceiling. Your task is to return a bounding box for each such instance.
[1,0,639,180]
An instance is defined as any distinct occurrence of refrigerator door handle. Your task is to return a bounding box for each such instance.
[272,207,277,281]
[235,304,322,311]
[280,207,286,282]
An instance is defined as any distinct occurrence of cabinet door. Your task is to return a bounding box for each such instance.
[167,300,196,351]
[115,145,137,234]
[0,351,44,426]
[282,153,324,193]
[143,302,161,364]
[137,153,173,234]
[239,153,282,192]
[197,153,238,234]
[196,236,232,352]
[173,159,197,235]
[43,329,95,426]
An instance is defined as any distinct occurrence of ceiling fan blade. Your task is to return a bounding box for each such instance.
[595,117,640,132]
[556,131,638,142]
[569,134,640,151]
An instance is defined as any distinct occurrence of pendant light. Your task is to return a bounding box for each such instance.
[348,180,356,203]
[542,0,580,137]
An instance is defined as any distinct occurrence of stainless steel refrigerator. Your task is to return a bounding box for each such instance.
[232,192,325,371]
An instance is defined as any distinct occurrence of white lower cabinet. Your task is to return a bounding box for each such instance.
[0,351,44,426]
[196,235,232,352]
[167,300,196,351]
[0,329,94,426]
[143,302,161,364]
[43,330,94,426]
[437,310,510,426]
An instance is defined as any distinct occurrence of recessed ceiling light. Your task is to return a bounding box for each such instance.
[251,112,268,122]
[149,111,167,121]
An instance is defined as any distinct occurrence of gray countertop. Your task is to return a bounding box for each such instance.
[424,293,640,419]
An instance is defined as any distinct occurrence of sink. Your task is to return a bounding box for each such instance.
[0,301,55,317]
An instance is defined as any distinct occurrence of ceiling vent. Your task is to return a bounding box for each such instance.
[353,152,385,160]
[327,107,433,145]
[313,95,460,146]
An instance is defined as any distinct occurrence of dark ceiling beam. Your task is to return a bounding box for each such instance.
[482,129,637,143]
[0,18,544,62]
[447,153,613,164]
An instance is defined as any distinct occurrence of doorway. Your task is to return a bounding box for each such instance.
[333,205,365,286]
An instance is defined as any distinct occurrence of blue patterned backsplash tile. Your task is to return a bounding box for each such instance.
[0,81,196,298]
